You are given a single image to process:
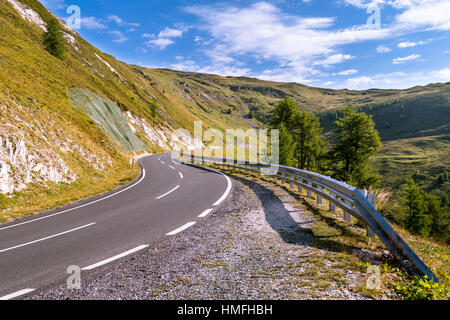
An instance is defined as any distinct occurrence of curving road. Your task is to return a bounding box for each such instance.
[0,153,232,299]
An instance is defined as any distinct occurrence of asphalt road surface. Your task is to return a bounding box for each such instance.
[0,153,232,299]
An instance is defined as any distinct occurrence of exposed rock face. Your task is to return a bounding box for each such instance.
[0,136,76,194]
[0,102,112,195]
[5,0,47,31]
[125,112,204,151]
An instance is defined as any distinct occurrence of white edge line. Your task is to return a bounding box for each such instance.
[166,222,196,236]
[0,288,36,300]
[179,172,184,179]
[156,185,180,200]
[0,170,146,232]
[210,169,233,206]
[198,209,213,218]
[82,245,149,271]
[169,165,175,170]
[0,223,96,254]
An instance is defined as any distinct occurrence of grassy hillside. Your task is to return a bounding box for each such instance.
[0,0,249,221]
[0,0,448,226]
[372,135,449,228]
[143,69,450,141]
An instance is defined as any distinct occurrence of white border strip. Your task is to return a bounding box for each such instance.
[198,209,213,218]
[0,170,146,232]
[179,172,184,179]
[82,245,149,271]
[0,223,96,254]
[210,169,233,206]
[166,222,196,236]
[0,288,35,300]
[156,185,180,200]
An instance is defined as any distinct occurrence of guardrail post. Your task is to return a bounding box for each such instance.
[343,199,351,222]
[366,193,377,238]
[329,200,336,212]
[290,180,294,189]
[307,185,313,199]
[317,186,323,206]
[298,184,303,194]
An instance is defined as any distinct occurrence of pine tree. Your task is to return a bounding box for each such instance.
[331,105,382,188]
[43,19,66,59]
[271,97,298,131]
[426,193,447,239]
[278,124,295,166]
[403,177,431,237]
[292,110,326,171]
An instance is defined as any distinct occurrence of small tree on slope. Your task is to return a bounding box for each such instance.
[44,19,66,59]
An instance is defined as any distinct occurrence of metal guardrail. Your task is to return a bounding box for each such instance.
[180,152,439,283]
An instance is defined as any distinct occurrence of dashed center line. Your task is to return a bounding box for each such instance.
[166,222,196,236]
[168,165,175,170]
[156,185,180,200]
[179,172,184,179]
[0,223,96,254]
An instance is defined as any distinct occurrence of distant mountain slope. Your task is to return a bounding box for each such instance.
[142,68,450,141]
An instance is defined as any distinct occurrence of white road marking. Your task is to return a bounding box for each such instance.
[82,245,149,271]
[166,222,196,236]
[156,185,180,200]
[0,223,96,254]
[210,169,233,206]
[0,170,146,232]
[169,165,175,170]
[0,288,35,300]
[161,161,165,164]
[179,172,184,179]
[198,209,213,218]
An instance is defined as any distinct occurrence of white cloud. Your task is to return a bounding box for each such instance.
[170,58,251,77]
[333,69,358,76]
[109,30,128,43]
[392,54,421,64]
[146,38,175,50]
[107,15,123,24]
[376,45,392,53]
[185,2,391,80]
[344,67,450,89]
[398,40,425,48]
[80,17,107,30]
[344,0,450,31]
[395,0,450,31]
[314,54,354,66]
[158,28,184,38]
[143,27,186,50]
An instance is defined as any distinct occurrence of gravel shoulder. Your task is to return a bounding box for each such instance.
[28,172,388,300]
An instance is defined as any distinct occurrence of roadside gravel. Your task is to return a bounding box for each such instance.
[28,174,371,300]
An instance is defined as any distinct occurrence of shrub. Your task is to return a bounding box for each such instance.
[43,19,66,59]
[395,275,449,300]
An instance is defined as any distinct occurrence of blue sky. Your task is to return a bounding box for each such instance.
[42,0,450,89]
